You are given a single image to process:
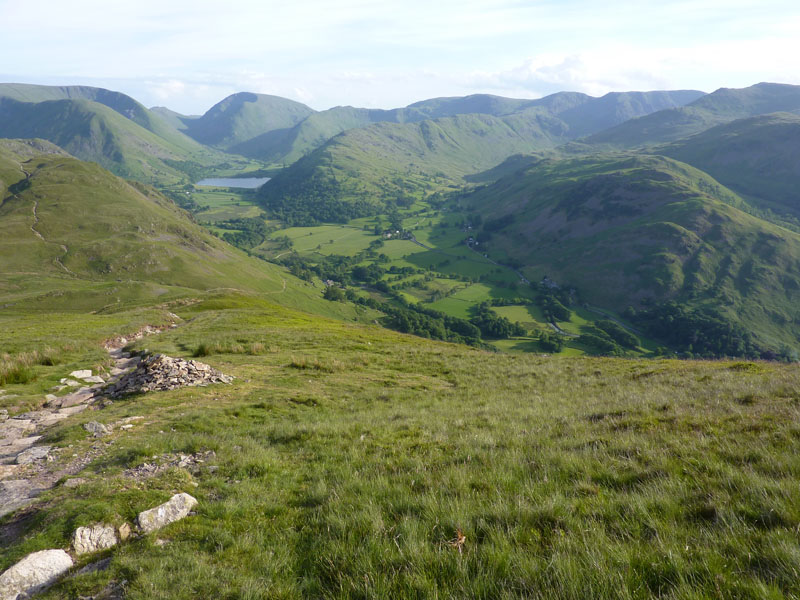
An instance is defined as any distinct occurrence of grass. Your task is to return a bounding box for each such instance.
[2,295,800,599]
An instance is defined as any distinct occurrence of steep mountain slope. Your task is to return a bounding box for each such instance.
[259,110,570,223]
[463,153,800,354]
[0,139,345,316]
[180,92,315,149]
[586,82,800,147]
[0,83,214,158]
[0,84,243,184]
[0,97,230,184]
[658,112,800,219]
[233,90,703,164]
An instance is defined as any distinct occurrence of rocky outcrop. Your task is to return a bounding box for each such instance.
[0,549,73,600]
[105,354,232,398]
[136,492,198,533]
[72,524,118,555]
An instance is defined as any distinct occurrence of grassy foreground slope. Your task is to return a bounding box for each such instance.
[1,292,799,599]
[463,154,800,353]
[585,82,800,147]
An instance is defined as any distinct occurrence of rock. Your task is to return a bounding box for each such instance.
[83,421,112,437]
[59,388,95,408]
[82,375,105,384]
[0,464,19,479]
[15,446,51,464]
[72,524,118,555]
[117,522,131,541]
[0,410,7,423]
[107,354,232,398]
[136,492,197,533]
[63,477,88,488]
[69,370,93,379]
[0,549,73,599]
[76,557,112,576]
[60,378,81,387]
[44,394,59,406]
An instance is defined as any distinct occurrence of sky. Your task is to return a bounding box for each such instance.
[1,0,799,114]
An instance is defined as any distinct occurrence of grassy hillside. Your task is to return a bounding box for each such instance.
[234,91,704,166]
[0,85,253,185]
[259,110,571,223]
[585,82,800,147]
[463,153,800,355]
[658,112,800,220]
[181,92,315,150]
[0,140,365,323]
[2,289,800,599]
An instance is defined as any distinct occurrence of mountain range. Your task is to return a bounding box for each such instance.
[2,80,800,357]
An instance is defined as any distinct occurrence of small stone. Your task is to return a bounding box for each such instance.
[0,549,73,599]
[69,370,93,379]
[72,524,118,555]
[76,557,112,576]
[117,522,131,541]
[83,421,112,437]
[136,492,198,533]
[63,477,88,488]
[44,394,58,404]
[16,445,52,464]
[82,375,105,384]
[120,424,133,431]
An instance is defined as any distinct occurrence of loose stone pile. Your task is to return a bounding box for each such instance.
[104,354,233,398]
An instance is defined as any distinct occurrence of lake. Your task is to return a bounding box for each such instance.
[196,177,271,188]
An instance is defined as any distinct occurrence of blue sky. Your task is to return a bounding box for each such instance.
[1,0,799,114]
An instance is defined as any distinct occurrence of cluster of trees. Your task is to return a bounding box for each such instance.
[217,217,271,250]
[469,302,526,339]
[260,171,380,225]
[535,287,572,322]
[162,188,201,212]
[628,302,762,358]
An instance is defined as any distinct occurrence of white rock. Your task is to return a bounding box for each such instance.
[83,421,112,437]
[81,376,105,384]
[137,492,197,533]
[15,446,51,464]
[69,370,92,379]
[0,549,73,600]
[72,524,118,555]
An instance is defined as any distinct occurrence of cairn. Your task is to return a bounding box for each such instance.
[104,354,233,398]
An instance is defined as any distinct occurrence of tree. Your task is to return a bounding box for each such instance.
[323,286,345,301]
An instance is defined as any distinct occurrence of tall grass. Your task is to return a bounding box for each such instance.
[0,347,60,385]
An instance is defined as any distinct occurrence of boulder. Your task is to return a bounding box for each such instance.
[69,370,93,379]
[15,445,51,464]
[136,492,197,533]
[72,524,118,555]
[0,549,73,600]
[83,421,112,437]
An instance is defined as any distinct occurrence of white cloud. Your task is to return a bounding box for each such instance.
[2,0,800,112]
